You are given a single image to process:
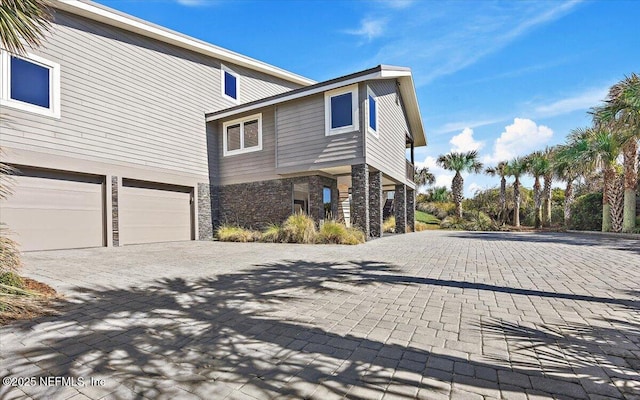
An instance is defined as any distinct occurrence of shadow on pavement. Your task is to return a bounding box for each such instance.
[3,259,638,399]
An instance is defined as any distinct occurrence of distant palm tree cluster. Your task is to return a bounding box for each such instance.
[417,73,639,233]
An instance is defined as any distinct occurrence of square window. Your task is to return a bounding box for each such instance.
[222,113,262,156]
[330,93,352,129]
[324,85,358,136]
[1,51,60,118]
[11,56,50,108]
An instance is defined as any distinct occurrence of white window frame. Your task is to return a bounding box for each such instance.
[324,84,359,136]
[366,86,379,137]
[222,113,262,156]
[0,50,61,118]
[220,63,240,104]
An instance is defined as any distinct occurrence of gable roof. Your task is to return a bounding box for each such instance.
[53,0,315,87]
[206,65,427,147]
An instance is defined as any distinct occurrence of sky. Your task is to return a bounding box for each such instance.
[97,0,640,197]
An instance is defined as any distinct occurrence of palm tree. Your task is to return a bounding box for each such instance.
[485,161,508,225]
[553,144,586,227]
[593,73,640,232]
[0,0,52,55]
[414,166,436,188]
[526,151,549,228]
[541,147,556,227]
[436,151,483,218]
[505,157,528,227]
[569,127,622,232]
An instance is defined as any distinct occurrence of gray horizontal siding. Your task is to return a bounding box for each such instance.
[365,79,410,184]
[209,108,279,185]
[0,10,301,180]
[276,94,364,169]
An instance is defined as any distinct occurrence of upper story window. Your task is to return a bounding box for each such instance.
[367,86,378,136]
[223,113,262,156]
[221,64,239,103]
[0,51,60,118]
[324,84,359,136]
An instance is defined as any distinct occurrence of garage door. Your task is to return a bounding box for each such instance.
[119,179,193,245]
[0,168,105,251]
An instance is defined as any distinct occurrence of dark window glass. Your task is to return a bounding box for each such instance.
[226,124,241,151]
[224,71,237,99]
[330,92,352,129]
[10,56,50,108]
[369,95,377,131]
[244,120,259,148]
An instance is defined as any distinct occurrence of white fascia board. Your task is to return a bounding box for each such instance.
[206,71,383,122]
[397,75,427,147]
[53,0,315,86]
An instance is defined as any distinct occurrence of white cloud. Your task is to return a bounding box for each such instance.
[344,18,387,41]
[450,127,484,153]
[415,156,453,192]
[467,182,483,197]
[484,118,553,163]
[534,85,609,117]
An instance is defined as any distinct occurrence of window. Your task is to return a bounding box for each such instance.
[323,186,332,219]
[221,64,239,103]
[222,113,262,156]
[367,86,378,136]
[324,84,359,135]
[0,51,60,118]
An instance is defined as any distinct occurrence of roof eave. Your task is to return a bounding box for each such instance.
[53,0,316,87]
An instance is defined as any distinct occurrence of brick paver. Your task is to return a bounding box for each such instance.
[1,231,639,399]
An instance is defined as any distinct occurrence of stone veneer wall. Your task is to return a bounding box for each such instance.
[197,182,213,240]
[205,176,338,230]
[351,164,370,237]
[395,183,407,234]
[368,171,383,237]
[407,188,415,232]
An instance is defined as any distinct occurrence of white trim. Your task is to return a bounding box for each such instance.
[222,113,263,157]
[0,51,61,119]
[366,86,379,137]
[54,1,314,87]
[207,71,381,122]
[220,64,240,104]
[324,84,359,136]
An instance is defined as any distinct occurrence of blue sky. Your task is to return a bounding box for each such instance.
[97,0,640,196]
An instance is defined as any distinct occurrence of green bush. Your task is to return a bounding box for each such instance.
[282,213,317,244]
[0,271,24,289]
[216,225,260,242]
[417,202,456,220]
[440,216,467,230]
[570,193,603,231]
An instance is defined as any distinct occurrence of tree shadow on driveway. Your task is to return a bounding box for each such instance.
[2,259,638,399]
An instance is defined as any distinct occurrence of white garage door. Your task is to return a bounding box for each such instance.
[0,168,105,251]
[119,179,193,245]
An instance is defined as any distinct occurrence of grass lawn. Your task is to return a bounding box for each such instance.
[415,210,440,225]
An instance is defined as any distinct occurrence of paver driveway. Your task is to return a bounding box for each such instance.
[1,231,639,400]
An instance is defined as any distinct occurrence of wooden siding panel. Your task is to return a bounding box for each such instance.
[365,80,410,183]
[276,94,364,170]
[0,10,301,180]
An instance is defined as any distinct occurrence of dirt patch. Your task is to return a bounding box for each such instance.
[22,277,57,297]
[0,278,61,325]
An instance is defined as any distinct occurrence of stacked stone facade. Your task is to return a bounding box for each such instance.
[197,183,213,240]
[351,164,370,236]
[368,171,383,237]
[111,176,119,246]
[395,183,407,234]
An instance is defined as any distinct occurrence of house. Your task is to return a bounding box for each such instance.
[0,0,426,252]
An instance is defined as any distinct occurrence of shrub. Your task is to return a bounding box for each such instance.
[261,224,284,243]
[440,216,467,230]
[216,225,260,242]
[0,271,24,290]
[382,216,396,233]
[465,212,497,231]
[570,193,602,231]
[0,230,21,273]
[282,213,317,244]
[417,202,456,220]
[316,220,347,244]
[414,221,429,231]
